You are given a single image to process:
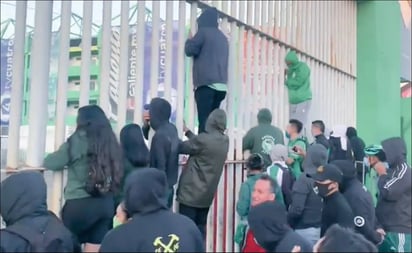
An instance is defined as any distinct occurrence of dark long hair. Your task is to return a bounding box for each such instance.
[75,105,123,193]
[120,124,149,167]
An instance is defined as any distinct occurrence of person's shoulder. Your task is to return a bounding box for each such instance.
[0,229,30,252]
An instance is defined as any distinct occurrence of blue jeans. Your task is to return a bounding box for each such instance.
[295,227,320,246]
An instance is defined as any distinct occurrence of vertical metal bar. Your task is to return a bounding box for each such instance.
[238,0,246,24]
[261,0,268,34]
[245,3,253,130]
[268,0,274,38]
[117,1,130,134]
[274,1,280,38]
[254,1,261,28]
[79,0,93,107]
[267,41,274,112]
[280,46,287,128]
[164,1,173,104]
[133,1,145,125]
[175,1,185,139]
[51,0,71,214]
[98,1,112,116]
[187,2,197,131]
[6,1,27,170]
[150,1,160,101]
[26,1,53,168]
[253,34,259,114]
[291,0,297,46]
[305,2,311,55]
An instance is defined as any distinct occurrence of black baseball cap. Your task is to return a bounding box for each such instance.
[331,160,357,179]
[307,164,343,183]
[143,104,150,110]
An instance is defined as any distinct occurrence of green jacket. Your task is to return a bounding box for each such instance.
[176,109,229,208]
[284,51,312,104]
[43,130,90,200]
[288,137,307,178]
[242,109,285,167]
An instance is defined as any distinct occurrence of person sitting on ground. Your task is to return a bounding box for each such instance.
[307,163,354,237]
[177,109,229,239]
[116,123,149,206]
[286,119,307,178]
[148,98,180,208]
[266,144,295,209]
[99,168,204,252]
[313,224,378,252]
[332,160,384,245]
[248,201,312,253]
[288,144,327,246]
[242,108,285,167]
[0,171,80,252]
[311,120,330,151]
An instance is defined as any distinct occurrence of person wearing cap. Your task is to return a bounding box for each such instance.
[308,163,354,236]
[331,160,384,245]
[288,144,327,246]
[365,139,411,253]
[266,144,294,208]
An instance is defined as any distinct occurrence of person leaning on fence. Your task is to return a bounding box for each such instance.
[176,109,229,239]
[185,7,228,134]
[43,104,123,253]
[99,168,205,252]
[0,171,80,252]
[242,108,285,167]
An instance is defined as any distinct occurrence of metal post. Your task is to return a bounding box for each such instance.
[150,1,160,100]
[98,1,112,117]
[51,1,71,214]
[26,1,53,168]
[117,1,130,134]
[176,1,185,138]
[133,1,146,125]
[79,1,93,107]
[6,1,27,170]
[187,2,197,130]
[164,1,173,103]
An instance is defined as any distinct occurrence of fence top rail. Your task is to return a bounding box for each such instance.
[186,0,356,79]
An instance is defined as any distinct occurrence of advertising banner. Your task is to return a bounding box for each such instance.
[108,21,180,123]
[0,39,13,126]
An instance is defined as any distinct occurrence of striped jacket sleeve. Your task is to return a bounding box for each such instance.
[378,163,411,201]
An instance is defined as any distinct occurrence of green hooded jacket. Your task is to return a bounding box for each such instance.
[43,130,90,200]
[242,109,285,167]
[284,51,312,104]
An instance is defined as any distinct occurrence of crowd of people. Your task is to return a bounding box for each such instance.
[1,6,411,253]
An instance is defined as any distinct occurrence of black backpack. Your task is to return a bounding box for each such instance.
[4,212,78,252]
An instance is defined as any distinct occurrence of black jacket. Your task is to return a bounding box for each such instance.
[332,160,381,244]
[248,202,312,253]
[148,98,180,188]
[288,144,326,229]
[320,191,354,236]
[185,7,228,88]
[376,137,411,234]
[313,134,330,150]
[0,171,78,252]
[329,137,354,162]
[100,168,204,252]
[346,127,365,162]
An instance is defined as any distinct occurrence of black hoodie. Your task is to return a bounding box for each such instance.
[99,168,204,252]
[185,7,228,88]
[149,98,180,188]
[248,201,312,253]
[332,160,382,245]
[376,137,411,234]
[0,171,77,252]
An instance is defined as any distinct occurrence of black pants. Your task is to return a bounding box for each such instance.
[179,203,210,239]
[195,86,226,134]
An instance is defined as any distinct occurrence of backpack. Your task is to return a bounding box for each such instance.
[4,212,77,252]
[267,163,295,208]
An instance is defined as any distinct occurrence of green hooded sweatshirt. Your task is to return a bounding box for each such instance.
[284,51,312,104]
[242,109,285,167]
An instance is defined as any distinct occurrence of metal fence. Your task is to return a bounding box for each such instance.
[3,1,357,251]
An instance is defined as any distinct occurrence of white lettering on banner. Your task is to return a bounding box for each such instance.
[108,28,121,120]
[1,39,14,124]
